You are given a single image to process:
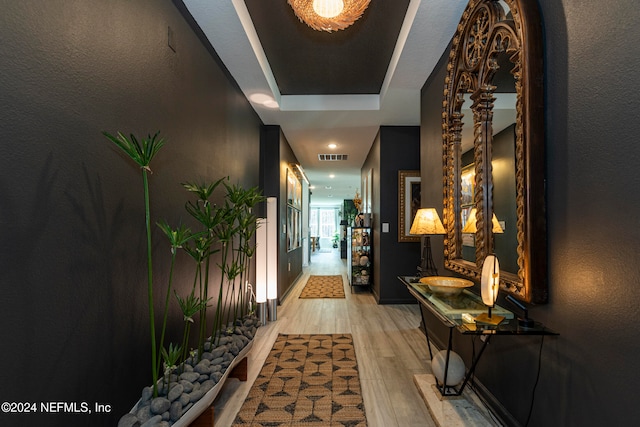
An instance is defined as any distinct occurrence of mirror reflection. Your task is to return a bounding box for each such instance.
[442,0,547,303]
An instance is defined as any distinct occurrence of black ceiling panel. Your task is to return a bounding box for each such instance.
[244,0,410,95]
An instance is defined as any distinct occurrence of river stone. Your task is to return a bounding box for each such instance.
[117,413,139,427]
[210,347,226,359]
[183,402,193,414]
[210,364,221,373]
[141,386,153,403]
[223,352,234,362]
[200,379,215,393]
[198,374,209,382]
[161,410,170,421]
[212,356,224,365]
[203,341,212,351]
[189,388,206,403]
[179,371,200,383]
[170,400,183,422]
[140,415,162,427]
[229,344,239,356]
[219,336,232,345]
[244,330,254,340]
[211,372,223,383]
[136,404,152,423]
[150,397,171,415]
[179,393,190,406]
[201,351,213,361]
[182,363,193,372]
[179,380,194,393]
[167,383,183,402]
[194,361,211,375]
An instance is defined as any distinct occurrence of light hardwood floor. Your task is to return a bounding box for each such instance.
[211,249,437,427]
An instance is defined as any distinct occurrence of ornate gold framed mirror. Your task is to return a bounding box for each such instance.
[442,0,547,303]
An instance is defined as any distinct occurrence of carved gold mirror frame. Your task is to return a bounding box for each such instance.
[442,0,546,303]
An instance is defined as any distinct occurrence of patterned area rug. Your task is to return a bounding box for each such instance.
[299,275,345,299]
[232,334,367,426]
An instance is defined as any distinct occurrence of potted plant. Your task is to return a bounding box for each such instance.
[103,132,263,427]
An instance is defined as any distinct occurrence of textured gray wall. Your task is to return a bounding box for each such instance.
[0,1,261,425]
[421,0,640,425]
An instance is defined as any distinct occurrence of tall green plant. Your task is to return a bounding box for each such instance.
[157,221,195,376]
[183,179,225,356]
[175,289,208,372]
[214,182,264,338]
[102,131,164,396]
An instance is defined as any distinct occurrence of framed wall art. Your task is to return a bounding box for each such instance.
[286,168,302,251]
[398,170,421,242]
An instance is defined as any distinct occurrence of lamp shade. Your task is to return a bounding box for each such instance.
[409,208,445,235]
[461,208,504,234]
[481,255,500,306]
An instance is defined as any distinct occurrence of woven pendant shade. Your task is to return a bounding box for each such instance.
[288,0,371,32]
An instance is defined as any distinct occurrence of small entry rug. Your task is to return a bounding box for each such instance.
[232,334,367,427]
[299,275,345,299]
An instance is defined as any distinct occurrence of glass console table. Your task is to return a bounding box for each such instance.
[398,276,558,396]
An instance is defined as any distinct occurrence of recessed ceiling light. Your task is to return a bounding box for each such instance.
[309,185,316,189]
[329,174,335,178]
[328,143,337,149]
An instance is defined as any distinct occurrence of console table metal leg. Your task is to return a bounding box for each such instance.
[439,328,455,395]
[419,305,434,360]
[456,335,491,395]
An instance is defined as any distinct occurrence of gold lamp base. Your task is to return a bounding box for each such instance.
[474,312,505,325]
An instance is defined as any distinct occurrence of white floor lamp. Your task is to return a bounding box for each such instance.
[267,197,278,321]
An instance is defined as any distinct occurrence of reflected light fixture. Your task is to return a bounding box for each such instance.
[409,208,446,277]
[288,0,371,32]
[475,254,504,325]
[461,208,504,234]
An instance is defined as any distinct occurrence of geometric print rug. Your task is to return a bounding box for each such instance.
[232,334,367,426]
[299,275,346,299]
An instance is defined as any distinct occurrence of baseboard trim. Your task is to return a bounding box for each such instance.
[468,377,520,427]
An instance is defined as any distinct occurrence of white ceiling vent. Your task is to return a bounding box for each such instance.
[318,154,348,161]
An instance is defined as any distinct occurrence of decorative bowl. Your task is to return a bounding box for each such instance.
[419,276,474,296]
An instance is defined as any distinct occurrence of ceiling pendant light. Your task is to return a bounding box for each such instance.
[313,0,344,18]
[288,0,371,32]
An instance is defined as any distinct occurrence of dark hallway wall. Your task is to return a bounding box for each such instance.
[363,126,421,304]
[261,125,303,301]
[0,1,261,425]
[420,0,640,425]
